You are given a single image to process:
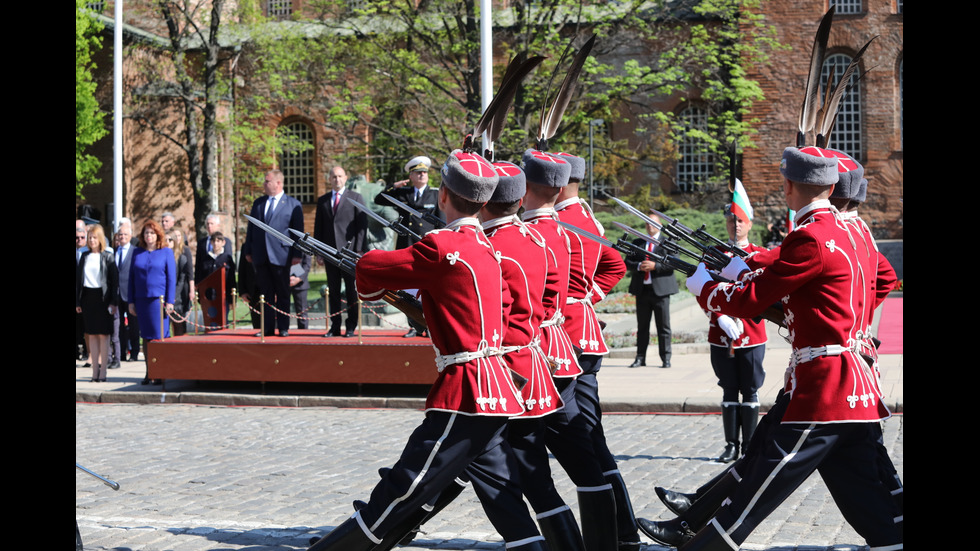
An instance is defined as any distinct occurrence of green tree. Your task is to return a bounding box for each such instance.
[126,0,232,241]
[248,0,782,194]
[76,0,107,197]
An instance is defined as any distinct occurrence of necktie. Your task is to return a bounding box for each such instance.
[644,242,654,284]
[265,196,276,219]
[333,191,340,213]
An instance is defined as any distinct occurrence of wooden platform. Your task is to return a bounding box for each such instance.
[146,329,438,386]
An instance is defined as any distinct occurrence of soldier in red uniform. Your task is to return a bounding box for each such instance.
[705,205,768,464]
[308,150,546,551]
[678,146,903,551]
[551,152,639,550]
[520,149,621,550]
[480,160,589,550]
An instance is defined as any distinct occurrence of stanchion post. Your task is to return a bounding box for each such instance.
[193,290,199,335]
[357,299,363,344]
[259,294,266,343]
[159,295,165,340]
[231,288,239,330]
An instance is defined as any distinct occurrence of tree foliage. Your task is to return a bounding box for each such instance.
[237,0,782,196]
[76,0,107,197]
[126,0,231,241]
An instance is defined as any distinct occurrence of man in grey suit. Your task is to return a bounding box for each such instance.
[112,219,141,363]
[626,212,678,368]
[243,169,305,337]
[314,166,367,337]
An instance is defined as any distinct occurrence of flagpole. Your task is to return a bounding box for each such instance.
[480,0,492,156]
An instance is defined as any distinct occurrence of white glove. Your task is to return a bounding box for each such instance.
[720,255,750,282]
[717,315,743,341]
[686,262,712,296]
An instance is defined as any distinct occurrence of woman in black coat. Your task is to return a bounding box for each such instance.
[76,224,118,382]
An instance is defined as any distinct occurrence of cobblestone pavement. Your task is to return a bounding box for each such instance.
[76,403,902,551]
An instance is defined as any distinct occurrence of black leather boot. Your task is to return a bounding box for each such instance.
[605,471,642,550]
[537,507,586,551]
[578,487,619,551]
[628,355,645,368]
[655,486,696,516]
[637,517,697,547]
[678,522,737,551]
[307,516,376,551]
[739,403,759,455]
[715,404,740,463]
[374,476,468,550]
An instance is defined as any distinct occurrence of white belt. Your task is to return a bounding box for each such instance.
[434,346,503,371]
[500,337,542,356]
[789,344,854,367]
[540,309,565,328]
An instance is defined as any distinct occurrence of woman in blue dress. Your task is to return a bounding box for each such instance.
[128,220,176,385]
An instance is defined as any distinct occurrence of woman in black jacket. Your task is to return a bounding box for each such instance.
[76,224,118,382]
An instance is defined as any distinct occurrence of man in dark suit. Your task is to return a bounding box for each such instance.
[242,169,305,337]
[626,212,678,368]
[314,166,368,337]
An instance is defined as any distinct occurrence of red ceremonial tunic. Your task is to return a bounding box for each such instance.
[843,210,899,371]
[483,215,563,418]
[521,207,582,378]
[706,241,769,349]
[697,201,890,423]
[355,218,525,416]
[555,198,626,355]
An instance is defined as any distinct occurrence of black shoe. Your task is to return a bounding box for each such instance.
[325,328,341,337]
[140,378,150,385]
[715,442,739,463]
[403,328,417,338]
[344,329,355,338]
[629,356,645,368]
[655,486,695,516]
[108,361,121,370]
[637,517,695,547]
[662,360,671,368]
[279,330,289,337]
[129,354,139,362]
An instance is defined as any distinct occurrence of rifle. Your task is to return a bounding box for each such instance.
[379,193,446,230]
[558,220,786,328]
[607,195,743,271]
[242,214,428,329]
[556,221,697,276]
[350,199,422,242]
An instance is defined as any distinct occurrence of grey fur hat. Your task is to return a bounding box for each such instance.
[521,149,571,188]
[780,146,840,186]
[827,149,864,201]
[854,178,868,204]
[490,161,526,203]
[551,152,585,181]
[440,150,499,203]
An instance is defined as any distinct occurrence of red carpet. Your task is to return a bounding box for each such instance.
[876,297,903,354]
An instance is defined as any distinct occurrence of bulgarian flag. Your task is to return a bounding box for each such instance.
[730,178,753,224]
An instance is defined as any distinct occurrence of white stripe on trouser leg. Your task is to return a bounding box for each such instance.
[506,535,546,548]
[353,511,382,544]
[576,484,613,493]
[727,424,814,537]
[707,518,738,550]
[535,505,571,520]
[371,413,458,533]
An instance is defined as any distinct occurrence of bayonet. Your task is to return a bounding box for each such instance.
[351,199,422,242]
[380,192,446,230]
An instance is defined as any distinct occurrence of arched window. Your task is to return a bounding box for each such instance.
[820,53,862,161]
[277,120,316,204]
[830,0,862,15]
[676,106,714,192]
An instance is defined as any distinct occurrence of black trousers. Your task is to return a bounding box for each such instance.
[253,262,290,333]
[635,286,671,363]
[326,264,358,332]
[707,419,903,548]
